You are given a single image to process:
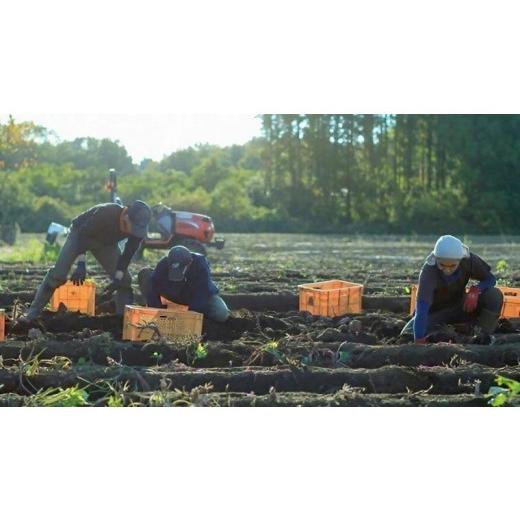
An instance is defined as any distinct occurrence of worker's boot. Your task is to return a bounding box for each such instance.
[476,308,500,334]
[470,308,500,345]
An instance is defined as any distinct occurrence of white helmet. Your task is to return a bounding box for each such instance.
[426,235,469,265]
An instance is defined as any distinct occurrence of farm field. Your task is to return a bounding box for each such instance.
[1,233,520,407]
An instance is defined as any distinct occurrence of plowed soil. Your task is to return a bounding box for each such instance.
[1,233,520,406]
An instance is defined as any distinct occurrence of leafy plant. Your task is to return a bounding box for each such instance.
[487,376,520,406]
[28,385,89,407]
[21,353,72,377]
[193,343,208,362]
[496,259,509,273]
[185,341,208,365]
[262,341,288,364]
[263,340,278,352]
[151,351,164,365]
[107,394,124,407]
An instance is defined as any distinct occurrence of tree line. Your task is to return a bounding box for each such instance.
[261,115,520,233]
[1,114,519,235]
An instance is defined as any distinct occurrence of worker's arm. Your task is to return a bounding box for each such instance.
[462,254,497,312]
[186,278,212,313]
[469,253,496,290]
[414,268,435,342]
[146,258,169,308]
[186,260,216,313]
[146,284,163,308]
[116,235,142,272]
[476,273,496,292]
[414,299,431,342]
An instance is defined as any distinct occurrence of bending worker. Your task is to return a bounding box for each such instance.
[401,235,503,343]
[20,200,152,322]
[138,245,230,322]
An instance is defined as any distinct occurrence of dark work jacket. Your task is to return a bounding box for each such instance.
[146,253,219,313]
[416,252,493,312]
[71,203,142,272]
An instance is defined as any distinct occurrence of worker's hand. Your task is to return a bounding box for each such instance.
[463,286,481,313]
[70,261,87,286]
[415,337,427,344]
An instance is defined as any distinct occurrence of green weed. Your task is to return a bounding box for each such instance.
[28,385,89,407]
[487,376,520,406]
[107,394,124,407]
[151,351,164,365]
[496,259,509,273]
[182,340,209,365]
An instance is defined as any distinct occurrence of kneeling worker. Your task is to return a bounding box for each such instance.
[402,235,503,343]
[20,200,152,323]
[138,245,230,322]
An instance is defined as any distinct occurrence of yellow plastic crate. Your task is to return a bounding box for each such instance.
[122,305,203,342]
[497,286,520,319]
[298,279,363,317]
[50,281,96,316]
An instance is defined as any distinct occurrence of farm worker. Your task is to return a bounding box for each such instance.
[138,245,230,322]
[20,200,152,323]
[401,235,503,344]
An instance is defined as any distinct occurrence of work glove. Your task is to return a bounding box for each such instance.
[415,337,426,345]
[70,261,87,286]
[105,270,124,294]
[463,286,481,313]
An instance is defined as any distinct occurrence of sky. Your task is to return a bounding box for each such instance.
[1,114,263,163]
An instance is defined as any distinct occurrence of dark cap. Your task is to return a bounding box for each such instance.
[167,245,193,281]
[127,200,151,238]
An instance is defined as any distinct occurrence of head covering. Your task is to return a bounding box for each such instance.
[167,245,193,281]
[127,200,152,238]
[426,235,470,265]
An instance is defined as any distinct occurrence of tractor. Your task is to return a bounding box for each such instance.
[143,203,225,256]
[46,168,225,257]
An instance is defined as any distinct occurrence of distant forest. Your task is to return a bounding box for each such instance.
[1,114,519,234]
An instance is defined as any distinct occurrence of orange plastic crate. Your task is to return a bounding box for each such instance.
[50,281,96,316]
[160,296,189,312]
[298,279,363,317]
[122,305,203,342]
[410,284,520,319]
[0,309,5,342]
[497,286,520,318]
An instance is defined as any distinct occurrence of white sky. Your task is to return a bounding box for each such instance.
[1,114,263,163]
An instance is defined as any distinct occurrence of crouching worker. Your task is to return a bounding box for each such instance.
[19,200,152,323]
[401,235,503,344]
[138,245,230,322]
